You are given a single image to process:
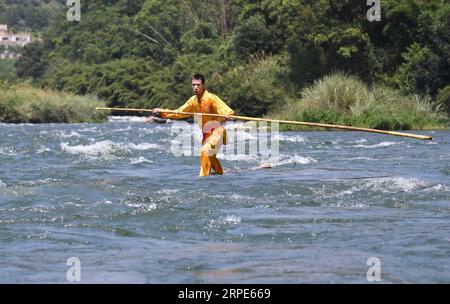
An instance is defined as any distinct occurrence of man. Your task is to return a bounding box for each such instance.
[150,74,235,177]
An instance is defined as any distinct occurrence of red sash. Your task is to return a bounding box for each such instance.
[202,128,216,144]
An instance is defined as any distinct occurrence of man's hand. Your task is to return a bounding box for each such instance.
[145,108,163,123]
[144,116,154,123]
[225,113,235,121]
[151,108,163,116]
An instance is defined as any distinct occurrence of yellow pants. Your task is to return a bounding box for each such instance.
[199,126,226,177]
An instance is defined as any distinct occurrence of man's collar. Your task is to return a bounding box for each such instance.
[196,90,208,102]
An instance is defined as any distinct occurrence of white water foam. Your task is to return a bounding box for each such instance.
[0,146,16,156]
[61,140,126,157]
[114,126,133,132]
[217,153,318,167]
[355,141,399,149]
[271,154,318,167]
[0,180,6,187]
[18,178,61,186]
[220,215,241,225]
[273,133,307,143]
[209,215,241,228]
[225,122,252,130]
[312,177,429,200]
[354,138,367,143]
[61,140,161,158]
[334,202,370,209]
[63,202,82,208]
[125,202,157,210]
[364,177,427,193]
[421,184,450,193]
[130,157,153,165]
[126,143,160,150]
[107,116,148,123]
[232,130,258,141]
[344,156,377,161]
[57,131,82,139]
[137,126,171,135]
[36,146,52,154]
[78,127,99,133]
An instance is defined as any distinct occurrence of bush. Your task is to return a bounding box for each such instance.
[394,43,443,96]
[270,73,448,131]
[300,73,372,113]
[0,82,106,123]
[208,54,290,117]
[437,86,450,116]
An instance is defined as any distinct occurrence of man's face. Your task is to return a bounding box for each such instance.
[192,79,205,96]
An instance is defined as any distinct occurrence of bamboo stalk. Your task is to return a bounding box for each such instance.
[95,107,433,140]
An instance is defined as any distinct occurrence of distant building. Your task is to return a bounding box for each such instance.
[0,24,32,59]
[0,24,7,36]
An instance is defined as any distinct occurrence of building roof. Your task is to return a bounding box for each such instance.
[0,24,32,49]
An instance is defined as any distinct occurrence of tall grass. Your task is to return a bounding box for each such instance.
[0,82,107,123]
[271,73,448,131]
[0,59,17,82]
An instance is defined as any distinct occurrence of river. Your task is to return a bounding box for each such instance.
[0,118,449,283]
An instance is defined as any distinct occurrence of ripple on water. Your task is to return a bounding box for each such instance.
[208,215,241,229]
[0,146,16,156]
[355,142,399,148]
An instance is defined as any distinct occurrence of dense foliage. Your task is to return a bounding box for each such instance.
[0,0,64,32]
[6,0,450,126]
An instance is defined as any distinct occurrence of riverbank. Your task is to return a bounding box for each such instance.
[269,74,449,131]
[0,82,107,123]
[1,78,448,131]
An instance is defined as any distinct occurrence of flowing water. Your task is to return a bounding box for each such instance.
[0,118,449,283]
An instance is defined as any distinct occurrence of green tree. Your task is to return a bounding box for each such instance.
[133,0,184,64]
[180,22,220,55]
[392,3,450,97]
[15,41,49,80]
[231,14,273,59]
[0,0,64,32]
[395,43,443,96]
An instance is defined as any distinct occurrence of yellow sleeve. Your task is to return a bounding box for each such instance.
[212,95,235,122]
[161,98,195,119]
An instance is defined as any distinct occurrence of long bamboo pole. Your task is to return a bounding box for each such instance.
[95,107,433,140]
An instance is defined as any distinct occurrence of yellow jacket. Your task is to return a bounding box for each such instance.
[161,90,235,129]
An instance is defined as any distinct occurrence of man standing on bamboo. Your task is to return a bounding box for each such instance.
[149,74,235,177]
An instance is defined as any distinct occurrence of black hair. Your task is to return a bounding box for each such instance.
[192,74,205,84]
